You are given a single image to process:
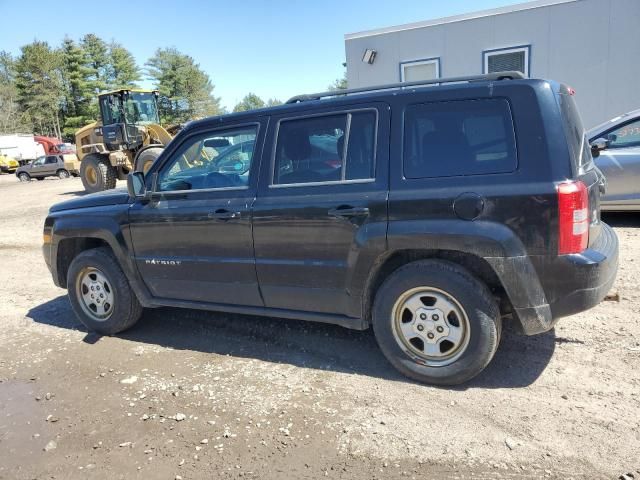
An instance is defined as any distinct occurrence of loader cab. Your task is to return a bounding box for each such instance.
[98,90,160,151]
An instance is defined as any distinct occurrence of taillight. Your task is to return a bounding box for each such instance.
[557,181,589,254]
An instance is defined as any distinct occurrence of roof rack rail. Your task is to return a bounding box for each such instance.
[286,71,525,104]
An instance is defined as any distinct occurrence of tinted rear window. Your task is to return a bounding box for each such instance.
[403,98,517,179]
[557,90,591,169]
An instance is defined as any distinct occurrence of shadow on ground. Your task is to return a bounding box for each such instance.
[27,295,555,390]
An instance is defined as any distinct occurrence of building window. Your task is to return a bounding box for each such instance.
[483,46,530,77]
[400,58,440,82]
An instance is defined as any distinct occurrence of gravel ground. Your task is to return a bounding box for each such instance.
[0,173,638,480]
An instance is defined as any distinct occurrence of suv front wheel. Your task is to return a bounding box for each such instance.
[67,247,143,334]
[372,260,501,385]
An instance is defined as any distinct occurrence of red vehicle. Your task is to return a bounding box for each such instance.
[34,136,76,155]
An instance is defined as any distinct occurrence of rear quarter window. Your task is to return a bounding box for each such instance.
[557,90,592,169]
[403,98,517,179]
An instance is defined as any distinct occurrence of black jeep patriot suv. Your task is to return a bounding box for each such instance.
[43,72,618,385]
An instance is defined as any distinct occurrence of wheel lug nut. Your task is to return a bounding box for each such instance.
[427,332,435,339]
[436,326,444,333]
[419,313,426,320]
[417,324,424,331]
[432,314,439,321]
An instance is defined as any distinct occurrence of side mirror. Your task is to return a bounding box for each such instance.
[127,171,146,198]
[590,137,609,158]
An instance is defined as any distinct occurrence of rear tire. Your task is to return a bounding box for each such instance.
[18,172,30,182]
[67,247,143,335]
[80,154,117,193]
[372,260,501,385]
[57,169,70,179]
[134,147,163,173]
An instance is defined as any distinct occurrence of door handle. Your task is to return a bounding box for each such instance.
[328,206,370,218]
[208,209,241,221]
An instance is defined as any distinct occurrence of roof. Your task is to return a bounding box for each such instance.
[587,108,640,137]
[98,89,157,97]
[185,75,545,132]
[345,0,578,40]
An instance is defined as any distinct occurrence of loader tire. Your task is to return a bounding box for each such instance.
[134,147,163,174]
[81,154,117,193]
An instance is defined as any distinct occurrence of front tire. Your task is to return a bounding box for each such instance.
[80,154,117,193]
[372,260,501,385]
[67,247,143,335]
[18,172,30,182]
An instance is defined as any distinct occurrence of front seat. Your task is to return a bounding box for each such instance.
[278,128,320,184]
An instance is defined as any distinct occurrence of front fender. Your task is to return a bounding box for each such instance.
[48,205,152,307]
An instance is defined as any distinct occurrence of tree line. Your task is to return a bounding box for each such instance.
[0,34,347,140]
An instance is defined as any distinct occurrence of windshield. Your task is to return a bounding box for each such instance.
[124,92,160,125]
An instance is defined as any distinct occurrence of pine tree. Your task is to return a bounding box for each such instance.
[14,41,64,137]
[59,37,94,136]
[107,42,140,88]
[82,34,109,94]
[0,51,28,133]
[146,48,222,123]
[233,93,265,112]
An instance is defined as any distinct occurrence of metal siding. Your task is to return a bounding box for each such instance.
[345,0,640,128]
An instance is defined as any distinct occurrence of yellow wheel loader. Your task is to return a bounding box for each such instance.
[75,90,178,193]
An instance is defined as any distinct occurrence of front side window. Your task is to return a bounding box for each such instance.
[403,98,517,178]
[158,126,258,192]
[33,156,45,166]
[273,111,376,185]
[606,119,640,149]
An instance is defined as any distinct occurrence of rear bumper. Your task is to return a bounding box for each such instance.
[546,222,618,319]
[488,222,618,335]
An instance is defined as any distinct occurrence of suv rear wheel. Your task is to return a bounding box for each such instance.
[372,260,501,385]
[57,169,70,179]
[67,247,143,334]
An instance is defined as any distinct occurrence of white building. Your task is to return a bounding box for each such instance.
[344,0,640,128]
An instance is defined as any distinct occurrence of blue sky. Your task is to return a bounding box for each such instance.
[0,0,522,110]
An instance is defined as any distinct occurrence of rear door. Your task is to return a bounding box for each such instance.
[44,155,59,175]
[252,103,389,318]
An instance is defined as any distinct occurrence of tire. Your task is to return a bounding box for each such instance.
[57,169,70,179]
[18,172,30,182]
[67,247,143,335]
[134,147,163,173]
[80,154,117,193]
[372,260,501,386]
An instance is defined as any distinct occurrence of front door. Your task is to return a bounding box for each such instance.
[595,117,640,207]
[30,156,47,177]
[129,120,266,306]
[252,104,389,318]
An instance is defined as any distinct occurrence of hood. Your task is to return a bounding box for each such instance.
[49,187,130,213]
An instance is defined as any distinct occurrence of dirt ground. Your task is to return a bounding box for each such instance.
[0,173,638,480]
